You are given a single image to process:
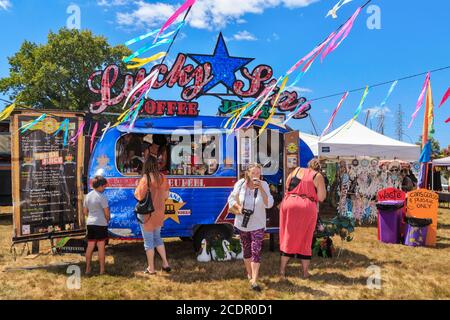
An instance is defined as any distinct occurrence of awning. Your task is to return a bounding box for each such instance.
[432,156,450,167]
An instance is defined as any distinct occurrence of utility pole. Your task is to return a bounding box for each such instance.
[395,104,404,141]
[377,111,385,135]
[364,110,371,126]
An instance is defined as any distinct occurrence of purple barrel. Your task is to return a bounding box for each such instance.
[376,200,405,244]
[404,217,432,247]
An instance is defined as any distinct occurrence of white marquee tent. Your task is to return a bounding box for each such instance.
[299,132,319,157]
[318,120,420,161]
[432,156,450,167]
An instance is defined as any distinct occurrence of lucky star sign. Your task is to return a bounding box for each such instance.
[188,33,254,93]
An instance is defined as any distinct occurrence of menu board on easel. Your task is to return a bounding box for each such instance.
[11,110,86,243]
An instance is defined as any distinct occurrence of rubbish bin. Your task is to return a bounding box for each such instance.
[404,217,432,247]
[376,200,405,244]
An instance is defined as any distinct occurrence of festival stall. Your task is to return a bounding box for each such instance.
[318,120,421,223]
[432,156,450,206]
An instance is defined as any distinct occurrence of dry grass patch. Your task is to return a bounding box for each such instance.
[0,209,449,300]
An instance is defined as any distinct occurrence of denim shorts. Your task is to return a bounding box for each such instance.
[140,225,164,250]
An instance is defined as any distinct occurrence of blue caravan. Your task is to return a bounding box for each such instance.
[88,116,313,249]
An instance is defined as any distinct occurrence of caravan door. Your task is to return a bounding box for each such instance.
[283,130,300,189]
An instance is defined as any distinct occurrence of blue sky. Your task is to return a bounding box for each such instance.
[0,0,449,148]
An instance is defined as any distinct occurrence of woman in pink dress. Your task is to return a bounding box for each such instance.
[279,159,326,278]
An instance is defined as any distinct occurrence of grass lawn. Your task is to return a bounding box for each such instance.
[0,208,449,300]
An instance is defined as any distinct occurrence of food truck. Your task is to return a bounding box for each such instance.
[88,115,313,249]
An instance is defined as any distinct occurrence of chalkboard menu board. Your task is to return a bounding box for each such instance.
[11,111,85,243]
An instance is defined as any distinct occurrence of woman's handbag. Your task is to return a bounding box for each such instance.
[134,174,155,223]
[228,180,245,215]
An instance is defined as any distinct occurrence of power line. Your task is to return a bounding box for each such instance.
[308,65,450,103]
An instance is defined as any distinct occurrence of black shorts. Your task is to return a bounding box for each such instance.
[86,225,109,242]
[280,251,312,260]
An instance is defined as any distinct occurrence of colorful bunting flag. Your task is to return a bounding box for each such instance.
[90,122,99,152]
[126,52,167,69]
[70,120,85,144]
[100,122,111,142]
[438,87,450,108]
[53,118,70,146]
[0,103,16,121]
[321,6,362,62]
[122,38,172,64]
[326,0,354,19]
[20,114,47,133]
[153,0,196,44]
[408,72,430,128]
[380,80,398,107]
[426,81,435,137]
[321,91,349,138]
[347,85,369,127]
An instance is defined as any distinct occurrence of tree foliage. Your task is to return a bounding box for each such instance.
[0,28,131,112]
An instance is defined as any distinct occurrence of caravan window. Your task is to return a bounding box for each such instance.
[168,133,220,176]
[116,132,220,176]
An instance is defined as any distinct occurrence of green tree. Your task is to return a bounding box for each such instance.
[416,136,441,159]
[0,28,131,112]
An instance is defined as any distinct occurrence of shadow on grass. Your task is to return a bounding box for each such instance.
[264,278,329,297]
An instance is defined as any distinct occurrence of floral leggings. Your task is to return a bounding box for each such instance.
[238,228,265,263]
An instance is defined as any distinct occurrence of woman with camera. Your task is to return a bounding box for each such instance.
[279,159,326,279]
[228,164,274,292]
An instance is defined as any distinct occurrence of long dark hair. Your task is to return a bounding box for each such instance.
[143,156,162,184]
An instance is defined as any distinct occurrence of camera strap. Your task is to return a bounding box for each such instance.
[242,185,258,211]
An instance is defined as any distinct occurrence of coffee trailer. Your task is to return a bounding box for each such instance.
[88,115,313,249]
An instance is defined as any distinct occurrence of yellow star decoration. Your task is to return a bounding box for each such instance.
[164,199,186,224]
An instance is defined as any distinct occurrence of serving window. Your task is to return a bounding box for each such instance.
[116,132,221,176]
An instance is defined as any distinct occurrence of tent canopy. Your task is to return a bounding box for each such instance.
[299,132,319,157]
[318,120,420,161]
[432,156,450,166]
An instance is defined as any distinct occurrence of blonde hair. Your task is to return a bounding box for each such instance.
[244,163,262,183]
[308,159,321,172]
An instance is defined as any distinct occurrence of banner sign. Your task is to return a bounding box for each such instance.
[88,33,310,118]
[11,111,85,243]
[377,188,405,202]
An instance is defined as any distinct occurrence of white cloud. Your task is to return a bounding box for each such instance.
[97,0,130,7]
[290,86,313,94]
[233,30,257,41]
[365,106,392,119]
[0,0,11,10]
[111,0,319,30]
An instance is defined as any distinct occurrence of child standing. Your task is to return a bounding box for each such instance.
[83,176,110,275]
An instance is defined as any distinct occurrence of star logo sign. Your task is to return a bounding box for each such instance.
[188,33,254,93]
[164,199,186,224]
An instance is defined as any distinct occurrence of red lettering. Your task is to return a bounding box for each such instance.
[187,103,199,116]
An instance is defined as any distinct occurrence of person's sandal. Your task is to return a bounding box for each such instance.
[250,282,262,292]
[162,266,172,273]
[144,268,157,275]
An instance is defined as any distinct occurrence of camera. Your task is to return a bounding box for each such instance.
[241,208,254,228]
[241,188,258,228]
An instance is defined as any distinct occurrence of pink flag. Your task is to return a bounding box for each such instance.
[90,122,99,153]
[154,0,196,43]
[321,92,349,138]
[321,7,362,62]
[438,87,450,108]
[286,31,336,75]
[408,72,430,128]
